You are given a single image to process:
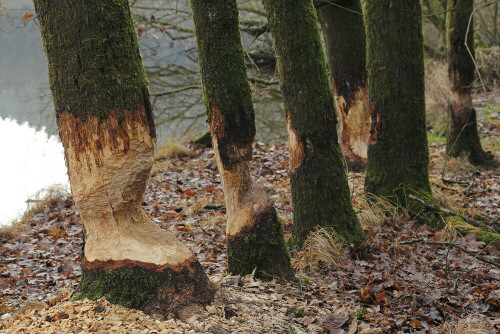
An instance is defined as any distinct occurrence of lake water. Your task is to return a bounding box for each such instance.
[0,0,286,226]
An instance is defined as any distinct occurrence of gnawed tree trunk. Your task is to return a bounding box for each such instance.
[262,0,365,247]
[190,0,293,279]
[34,0,214,314]
[364,1,433,206]
[317,0,370,171]
[446,0,497,166]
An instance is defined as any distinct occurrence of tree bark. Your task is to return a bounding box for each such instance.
[190,0,293,279]
[317,0,370,171]
[34,0,214,314]
[446,0,497,166]
[262,0,365,247]
[364,0,434,206]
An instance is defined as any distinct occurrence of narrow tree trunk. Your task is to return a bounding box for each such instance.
[34,0,214,314]
[262,0,365,247]
[446,0,496,166]
[364,0,434,206]
[317,0,370,171]
[190,0,293,279]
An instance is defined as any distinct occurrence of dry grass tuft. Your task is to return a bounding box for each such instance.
[425,59,450,138]
[436,217,459,242]
[294,228,346,269]
[155,139,197,160]
[356,193,404,230]
[440,313,491,334]
[0,184,69,240]
[432,185,463,210]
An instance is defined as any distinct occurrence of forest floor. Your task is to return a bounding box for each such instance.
[0,94,499,333]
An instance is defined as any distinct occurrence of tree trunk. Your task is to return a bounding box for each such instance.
[317,0,370,171]
[446,0,496,166]
[189,0,293,279]
[262,0,365,247]
[34,0,214,315]
[364,0,434,206]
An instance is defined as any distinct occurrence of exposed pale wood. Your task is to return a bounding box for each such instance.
[336,84,370,162]
[286,111,305,173]
[211,134,271,238]
[58,107,195,268]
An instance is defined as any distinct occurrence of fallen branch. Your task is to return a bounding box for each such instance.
[441,178,470,186]
[248,77,279,86]
[399,237,500,268]
[409,194,499,233]
[204,204,226,210]
[151,85,201,97]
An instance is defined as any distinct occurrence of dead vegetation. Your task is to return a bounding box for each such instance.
[0,185,69,240]
[155,139,197,160]
[294,227,346,269]
[440,313,493,334]
[425,59,450,141]
[356,193,406,230]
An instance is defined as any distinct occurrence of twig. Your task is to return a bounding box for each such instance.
[441,178,470,185]
[453,237,494,293]
[204,204,226,210]
[399,237,500,268]
[409,194,499,233]
[464,181,474,194]
[248,77,279,86]
[444,269,485,286]
[151,85,201,97]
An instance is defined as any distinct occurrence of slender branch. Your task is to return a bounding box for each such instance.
[314,0,363,15]
[453,236,495,293]
[409,194,499,233]
[151,85,201,97]
[398,237,500,268]
[240,22,269,38]
[442,178,470,185]
[204,204,226,210]
[248,76,279,86]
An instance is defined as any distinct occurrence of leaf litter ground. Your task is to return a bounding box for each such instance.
[0,122,499,332]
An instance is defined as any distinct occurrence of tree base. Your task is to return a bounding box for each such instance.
[227,207,293,280]
[446,93,499,168]
[73,260,215,316]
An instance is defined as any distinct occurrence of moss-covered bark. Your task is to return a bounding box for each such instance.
[446,0,497,166]
[317,1,370,171]
[190,0,293,279]
[364,0,433,205]
[262,0,365,247]
[74,261,215,315]
[35,0,214,314]
[33,0,150,122]
[227,208,293,279]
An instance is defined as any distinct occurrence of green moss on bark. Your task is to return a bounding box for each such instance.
[317,0,366,80]
[73,267,159,309]
[190,0,293,278]
[317,0,368,171]
[446,0,475,89]
[227,208,293,280]
[189,0,255,168]
[33,0,148,119]
[262,0,365,247]
[364,0,432,205]
[73,261,215,314]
